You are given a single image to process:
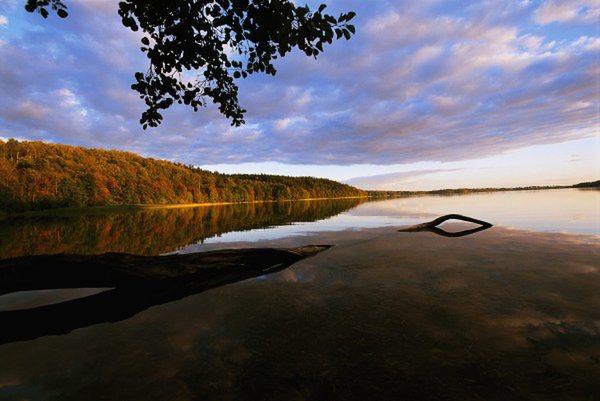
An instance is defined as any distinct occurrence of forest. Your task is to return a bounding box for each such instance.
[0,139,365,212]
[573,180,600,188]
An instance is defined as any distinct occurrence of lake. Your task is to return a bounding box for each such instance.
[0,189,598,401]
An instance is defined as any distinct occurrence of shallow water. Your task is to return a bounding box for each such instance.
[0,189,598,401]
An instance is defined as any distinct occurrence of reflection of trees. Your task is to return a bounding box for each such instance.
[0,199,364,258]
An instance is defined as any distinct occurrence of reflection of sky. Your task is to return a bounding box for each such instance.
[177,189,599,252]
[1,223,598,401]
[0,288,109,311]
[199,215,412,244]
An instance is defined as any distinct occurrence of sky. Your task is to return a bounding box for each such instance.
[0,0,598,190]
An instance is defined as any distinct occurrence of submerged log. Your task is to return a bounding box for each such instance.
[398,214,493,237]
[0,245,331,345]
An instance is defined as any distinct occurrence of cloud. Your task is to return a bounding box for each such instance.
[345,168,463,190]
[0,0,598,167]
[534,0,600,25]
[0,15,8,26]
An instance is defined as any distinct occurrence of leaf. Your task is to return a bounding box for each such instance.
[93,1,358,127]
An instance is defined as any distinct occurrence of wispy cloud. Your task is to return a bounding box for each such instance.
[534,0,600,25]
[345,168,463,190]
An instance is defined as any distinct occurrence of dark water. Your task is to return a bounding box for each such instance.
[0,189,598,401]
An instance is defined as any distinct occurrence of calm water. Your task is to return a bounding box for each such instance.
[0,189,598,401]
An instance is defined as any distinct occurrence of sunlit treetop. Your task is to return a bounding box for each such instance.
[25,0,356,129]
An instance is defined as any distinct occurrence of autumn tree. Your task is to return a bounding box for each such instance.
[0,140,365,211]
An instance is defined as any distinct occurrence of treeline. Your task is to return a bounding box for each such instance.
[367,185,572,198]
[573,180,600,188]
[0,139,365,212]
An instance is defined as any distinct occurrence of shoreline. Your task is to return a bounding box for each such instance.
[0,186,592,219]
[0,196,369,218]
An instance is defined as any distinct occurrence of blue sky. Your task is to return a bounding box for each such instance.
[0,0,598,190]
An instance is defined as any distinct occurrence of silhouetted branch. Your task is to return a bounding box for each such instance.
[0,245,331,344]
[24,0,356,127]
[398,214,492,237]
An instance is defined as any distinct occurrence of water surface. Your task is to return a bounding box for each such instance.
[0,189,598,401]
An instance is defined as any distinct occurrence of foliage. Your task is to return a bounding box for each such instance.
[24,0,356,128]
[573,180,600,188]
[24,0,68,18]
[0,139,365,211]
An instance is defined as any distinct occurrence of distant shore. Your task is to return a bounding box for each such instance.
[366,184,585,198]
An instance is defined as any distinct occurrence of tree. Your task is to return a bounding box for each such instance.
[24,0,356,129]
[0,140,366,211]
